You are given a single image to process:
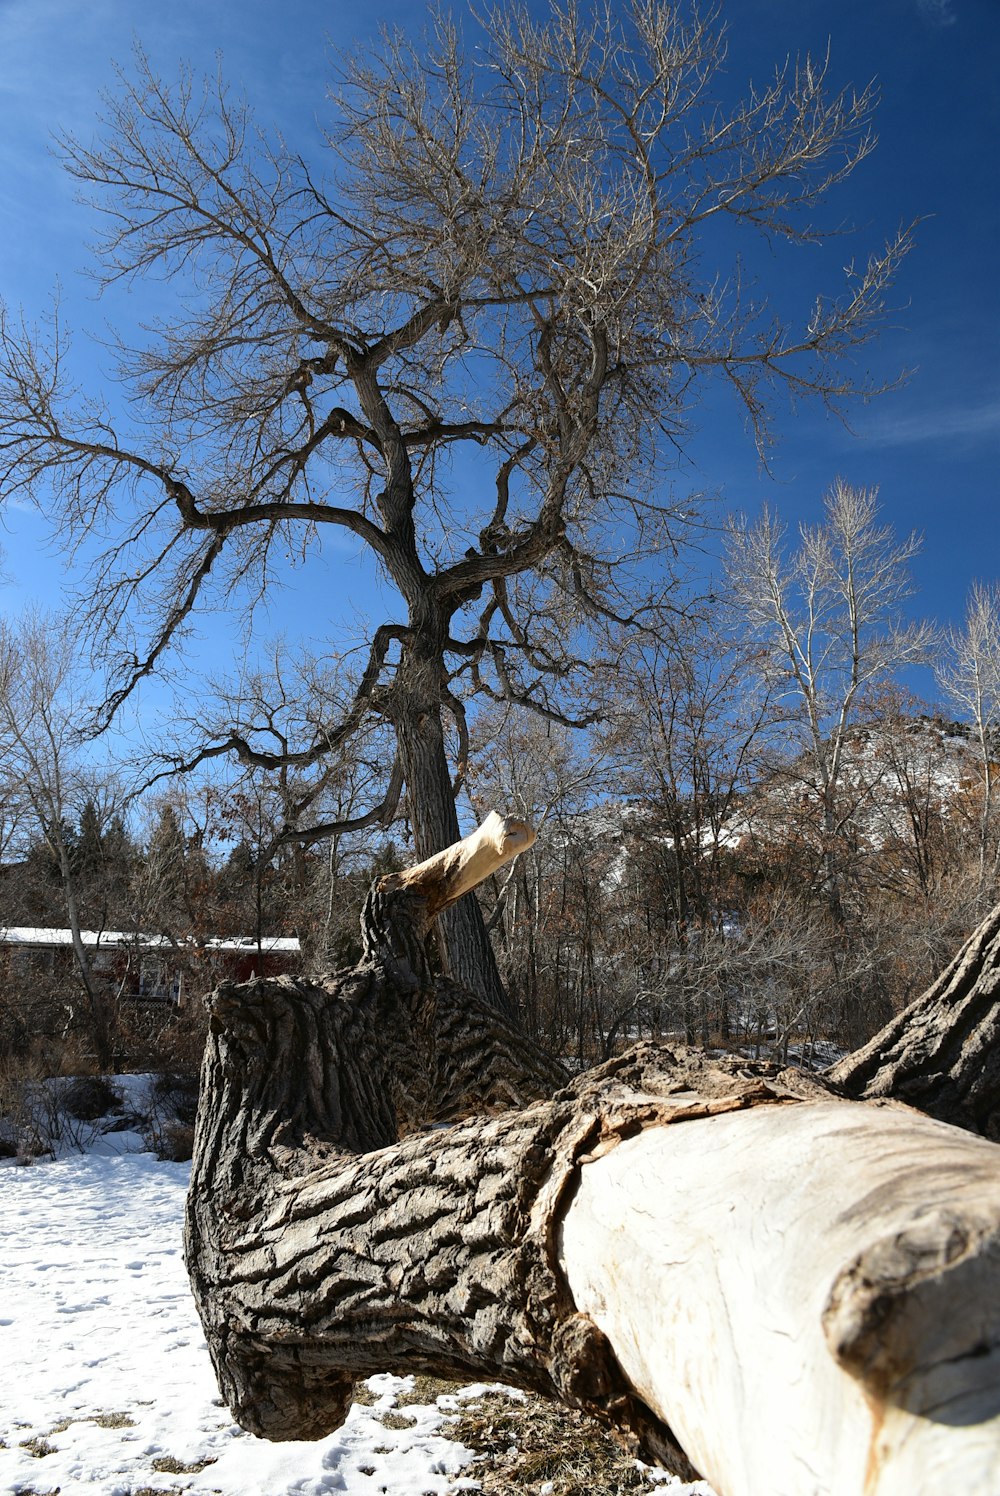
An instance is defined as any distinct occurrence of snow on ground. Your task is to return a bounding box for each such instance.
[1,1142,715,1495]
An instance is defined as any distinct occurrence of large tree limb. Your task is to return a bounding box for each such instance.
[562,1092,1000,1494]
[828,900,1000,1137]
[384,808,535,920]
[185,815,1000,1494]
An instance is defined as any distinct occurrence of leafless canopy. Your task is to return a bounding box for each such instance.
[0,0,908,841]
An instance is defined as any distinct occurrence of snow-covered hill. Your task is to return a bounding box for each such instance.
[545,714,985,870]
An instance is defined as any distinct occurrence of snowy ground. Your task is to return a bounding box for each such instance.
[0,1120,716,1495]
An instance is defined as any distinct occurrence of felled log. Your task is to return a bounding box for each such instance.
[828,901,1000,1137]
[185,815,1000,1495]
[562,1089,1000,1494]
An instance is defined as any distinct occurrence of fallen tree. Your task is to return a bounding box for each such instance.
[828,900,1000,1138]
[185,814,1000,1495]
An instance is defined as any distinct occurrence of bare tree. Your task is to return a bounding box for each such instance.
[177,646,398,860]
[0,612,115,1067]
[726,481,934,928]
[600,622,778,1037]
[0,4,909,1011]
[936,581,1000,904]
[464,704,616,1043]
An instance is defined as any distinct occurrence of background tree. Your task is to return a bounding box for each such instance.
[142,803,196,932]
[0,612,114,1066]
[726,482,933,925]
[169,649,396,963]
[466,706,616,1049]
[937,581,1000,907]
[211,775,304,949]
[73,791,134,934]
[602,621,778,1043]
[0,3,908,1012]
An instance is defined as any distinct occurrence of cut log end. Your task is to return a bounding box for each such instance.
[823,1205,1000,1400]
[385,810,536,916]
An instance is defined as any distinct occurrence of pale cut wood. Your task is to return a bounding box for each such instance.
[561,1098,1000,1496]
[387,810,536,917]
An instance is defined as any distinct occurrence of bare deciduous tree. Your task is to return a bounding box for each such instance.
[601,622,778,1039]
[937,581,1000,903]
[726,481,934,927]
[0,4,909,1010]
[0,612,115,1067]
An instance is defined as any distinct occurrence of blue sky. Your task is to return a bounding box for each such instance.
[0,0,997,722]
[693,0,1000,632]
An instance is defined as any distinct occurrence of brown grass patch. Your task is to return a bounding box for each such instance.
[92,1411,136,1429]
[18,1437,56,1459]
[366,1377,683,1496]
[448,1390,660,1495]
[151,1453,218,1474]
[395,1375,465,1407]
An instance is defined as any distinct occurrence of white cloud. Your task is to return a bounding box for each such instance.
[862,397,1000,447]
[917,0,958,26]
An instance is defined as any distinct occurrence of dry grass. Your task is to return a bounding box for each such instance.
[394,1376,465,1407]
[17,1437,56,1460]
[371,1379,676,1496]
[92,1411,136,1429]
[151,1452,218,1474]
[377,1410,422,1430]
[8,1382,677,1496]
[449,1393,659,1495]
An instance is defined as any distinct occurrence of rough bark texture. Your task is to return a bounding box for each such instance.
[184,845,1000,1491]
[185,983,810,1475]
[395,700,515,1020]
[828,901,1000,1137]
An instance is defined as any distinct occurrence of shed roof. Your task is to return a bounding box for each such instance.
[0,927,300,954]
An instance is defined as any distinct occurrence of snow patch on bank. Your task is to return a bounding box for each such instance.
[0,1149,714,1494]
[0,1152,475,1494]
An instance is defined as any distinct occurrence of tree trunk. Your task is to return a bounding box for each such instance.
[58,837,112,1070]
[395,688,515,1021]
[828,900,1000,1138]
[185,822,1000,1495]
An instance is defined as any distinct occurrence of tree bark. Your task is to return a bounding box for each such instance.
[185,823,1000,1494]
[394,672,515,1021]
[827,900,1000,1138]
